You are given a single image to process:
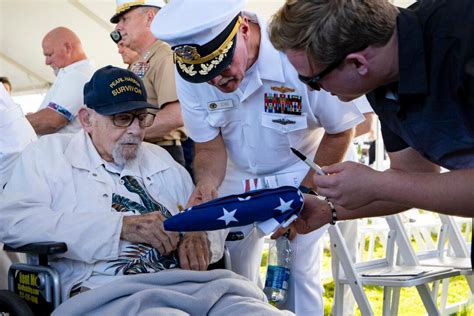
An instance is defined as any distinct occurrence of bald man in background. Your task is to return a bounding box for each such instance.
[26,27,95,135]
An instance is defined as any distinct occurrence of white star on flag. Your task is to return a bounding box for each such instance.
[218,208,238,225]
[274,198,294,213]
[238,196,251,201]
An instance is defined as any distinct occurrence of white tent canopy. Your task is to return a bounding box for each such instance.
[0,0,414,97]
[0,0,286,97]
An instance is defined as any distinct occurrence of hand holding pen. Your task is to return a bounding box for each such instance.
[290,147,326,176]
[290,147,338,225]
[291,146,378,210]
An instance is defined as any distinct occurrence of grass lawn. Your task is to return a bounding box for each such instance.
[320,246,473,315]
[260,233,473,315]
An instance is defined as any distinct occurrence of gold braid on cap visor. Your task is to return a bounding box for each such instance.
[173,17,242,77]
[116,0,145,14]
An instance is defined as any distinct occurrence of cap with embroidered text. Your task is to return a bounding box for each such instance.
[151,0,245,83]
[110,0,166,24]
[83,65,157,116]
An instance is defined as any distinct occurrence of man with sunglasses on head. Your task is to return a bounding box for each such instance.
[269,0,474,269]
[151,1,370,314]
[0,66,224,300]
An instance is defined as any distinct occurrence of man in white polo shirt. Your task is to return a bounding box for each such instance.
[152,1,368,314]
[26,27,95,135]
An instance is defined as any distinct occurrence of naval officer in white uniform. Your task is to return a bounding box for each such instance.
[152,1,368,314]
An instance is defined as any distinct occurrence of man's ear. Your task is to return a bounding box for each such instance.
[78,108,93,131]
[64,42,73,55]
[239,16,250,39]
[346,53,369,76]
[145,9,156,26]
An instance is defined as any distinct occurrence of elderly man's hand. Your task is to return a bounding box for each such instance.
[178,232,210,271]
[286,194,334,235]
[186,178,219,208]
[316,161,379,210]
[270,194,332,237]
[121,212,179,255]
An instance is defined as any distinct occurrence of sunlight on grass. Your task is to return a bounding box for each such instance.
[260,232,472,316]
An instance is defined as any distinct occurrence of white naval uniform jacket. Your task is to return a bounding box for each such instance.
[0,130,224,301]
[176,12,366,196]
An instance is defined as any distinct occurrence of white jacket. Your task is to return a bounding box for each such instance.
[0,130,224,300]
[0,85,36,191]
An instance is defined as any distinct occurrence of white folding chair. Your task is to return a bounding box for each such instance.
[413,214,474,314]
[330,213,464,316]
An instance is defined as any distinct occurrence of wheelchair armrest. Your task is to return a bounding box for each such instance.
[3,242,67,256]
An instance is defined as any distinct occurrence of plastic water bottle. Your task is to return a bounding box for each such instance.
[263,232,292,305]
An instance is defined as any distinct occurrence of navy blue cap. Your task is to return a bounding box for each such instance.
[83,65,157,115]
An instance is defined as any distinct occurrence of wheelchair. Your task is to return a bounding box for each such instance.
[0,232,244,315]
[0,242,66,315]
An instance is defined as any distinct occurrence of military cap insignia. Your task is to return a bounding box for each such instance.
[271,86,295,93]
[172,16,242,80]
[174,45,201,62]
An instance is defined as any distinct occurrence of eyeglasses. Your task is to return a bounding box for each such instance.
[298,46,367,91]
[298,56,345,91]
[111,112,156,128]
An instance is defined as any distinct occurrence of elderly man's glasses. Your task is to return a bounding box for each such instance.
[112,112,156,128]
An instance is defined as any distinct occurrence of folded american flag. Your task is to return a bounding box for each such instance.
[164,186,304,234]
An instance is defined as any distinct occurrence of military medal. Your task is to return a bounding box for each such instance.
[130,61,150,79]
[264,93,302,115]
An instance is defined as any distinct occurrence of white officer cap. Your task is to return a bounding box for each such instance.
[151,0,246,83]
[110,0,166,23]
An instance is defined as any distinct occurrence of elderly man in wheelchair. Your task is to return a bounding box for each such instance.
[0,66,292,315]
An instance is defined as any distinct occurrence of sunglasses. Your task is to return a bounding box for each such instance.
[298,46,367,91]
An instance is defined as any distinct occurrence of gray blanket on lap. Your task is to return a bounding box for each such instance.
[52,269,294,316]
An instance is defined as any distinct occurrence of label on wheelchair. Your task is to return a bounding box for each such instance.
[14,270,53,315]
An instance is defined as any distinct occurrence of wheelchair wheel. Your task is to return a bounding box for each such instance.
[0,290,34,316]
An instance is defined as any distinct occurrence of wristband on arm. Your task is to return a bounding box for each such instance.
[299,185,337,225]
[326,199,337,225]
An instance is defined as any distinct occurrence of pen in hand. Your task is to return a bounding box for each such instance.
[290,147,326,176]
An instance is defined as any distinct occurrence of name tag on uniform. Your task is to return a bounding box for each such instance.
[207,99,234,111]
